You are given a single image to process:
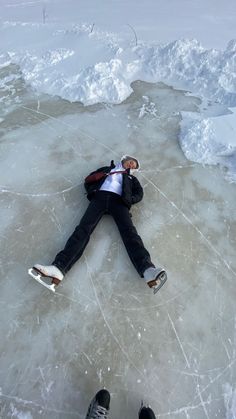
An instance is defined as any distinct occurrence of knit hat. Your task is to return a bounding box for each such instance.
[121,155,140,170]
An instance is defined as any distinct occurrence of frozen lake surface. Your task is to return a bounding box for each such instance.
[0,72,236,418]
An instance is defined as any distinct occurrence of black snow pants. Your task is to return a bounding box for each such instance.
[53,191,154,277]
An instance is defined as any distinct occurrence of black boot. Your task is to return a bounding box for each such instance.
[139,405,156,419]
[86,389,110,419]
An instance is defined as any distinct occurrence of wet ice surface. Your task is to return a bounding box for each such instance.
[0,74,236,419]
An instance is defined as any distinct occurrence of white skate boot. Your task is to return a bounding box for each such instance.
[28,264,64,292]
[144,267,167,294]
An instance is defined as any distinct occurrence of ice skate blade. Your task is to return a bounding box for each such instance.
[28,268,56,292]
[150,271,167,295]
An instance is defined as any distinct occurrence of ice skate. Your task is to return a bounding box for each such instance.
[144,267,167,294]
[86,389,110,419]
[28,264,64,292]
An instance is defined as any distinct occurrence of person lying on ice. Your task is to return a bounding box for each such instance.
[29,155,167,294]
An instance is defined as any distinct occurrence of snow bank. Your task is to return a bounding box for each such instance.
[0,21,236,181]
[1,23,236,106]
[180,108,236,182]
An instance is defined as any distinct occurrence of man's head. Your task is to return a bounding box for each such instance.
[121,155,140,170]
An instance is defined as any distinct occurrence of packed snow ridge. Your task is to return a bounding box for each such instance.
[1,22,236,106]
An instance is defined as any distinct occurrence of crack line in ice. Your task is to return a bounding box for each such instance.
[21,104,83,160]
[141,164,197,173]
[110,283,193,311]
[221,338,231,361]
[0,394,78,416]
[38,366,51,399]
[139,190,185,226]
[0,104,119,196]
[46,207,62,233]
[85,256,147,383]
[155,396,212,418]
[141,173,236,278]
[192,357,236,402]
[9,356,33,398]
[82,351,93,365]
[196,383,210,419]
[167,312,190,369]
[0,183,82,197]
[54,290,96,306]
[20,105,120,157]
[169,369,205,378]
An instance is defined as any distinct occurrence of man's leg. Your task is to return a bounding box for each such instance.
[111,201,154,277]
[53,196,105,274]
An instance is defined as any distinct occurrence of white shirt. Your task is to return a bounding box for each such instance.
[99,163,126,195]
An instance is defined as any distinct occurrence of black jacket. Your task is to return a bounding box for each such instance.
[84,160,143,209]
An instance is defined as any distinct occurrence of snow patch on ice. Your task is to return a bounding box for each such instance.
[9,404,33,419]
[138,97,158,118]
[180,108,236,182]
